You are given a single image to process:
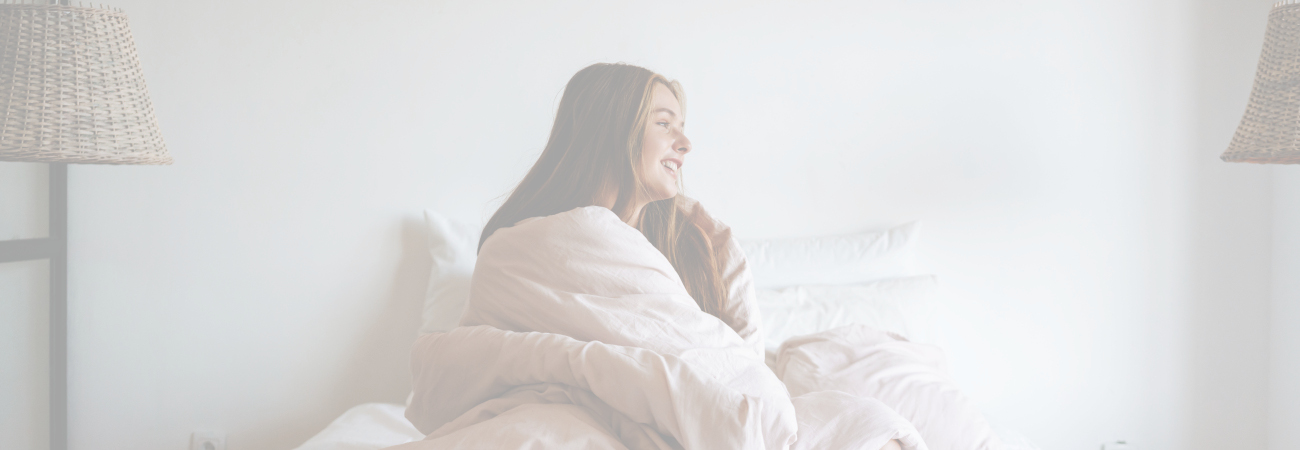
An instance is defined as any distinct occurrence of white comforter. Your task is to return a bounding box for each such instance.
[388,205,927,450]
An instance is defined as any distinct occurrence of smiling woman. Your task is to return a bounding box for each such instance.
[477,62,728,317]
[428,62,915,450]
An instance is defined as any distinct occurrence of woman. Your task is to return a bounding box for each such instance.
[460,62,906,450]
[478,62,756,343]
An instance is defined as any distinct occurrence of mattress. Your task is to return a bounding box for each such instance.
[292,402,1042,450]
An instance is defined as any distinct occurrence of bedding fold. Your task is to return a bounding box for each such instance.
[403,325,778,449]
[777,326,1003,450]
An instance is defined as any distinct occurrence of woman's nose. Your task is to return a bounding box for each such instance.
[676,132,692,154]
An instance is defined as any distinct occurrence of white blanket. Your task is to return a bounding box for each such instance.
[389,205,927,450]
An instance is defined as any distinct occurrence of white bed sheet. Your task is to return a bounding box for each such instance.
[293,402,1042,450]
[292,403,421,450]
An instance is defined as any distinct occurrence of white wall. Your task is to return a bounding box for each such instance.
[1186,0,1276,449]
[1272,168,1300,450]
[1,0,1288,449]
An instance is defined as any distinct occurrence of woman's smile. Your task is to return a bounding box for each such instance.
[661,158,681,178]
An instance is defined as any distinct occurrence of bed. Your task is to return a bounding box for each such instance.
[292,209,1042,450]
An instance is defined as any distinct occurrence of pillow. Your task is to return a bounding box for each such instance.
[755,275,942,353]
[420,210,481,334]
[738,221,921,289]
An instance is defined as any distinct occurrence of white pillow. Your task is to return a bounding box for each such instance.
[421,210,480,334]
[739,222,920,289]
[756,275,941,353]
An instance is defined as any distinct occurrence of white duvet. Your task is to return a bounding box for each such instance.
[389,205,965,450]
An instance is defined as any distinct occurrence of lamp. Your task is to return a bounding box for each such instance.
[0,2,169,449]
[1222,0,1300,164]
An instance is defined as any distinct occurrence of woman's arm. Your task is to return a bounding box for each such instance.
[678,196,765,358]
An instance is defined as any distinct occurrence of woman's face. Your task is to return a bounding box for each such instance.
[638,83,692,202]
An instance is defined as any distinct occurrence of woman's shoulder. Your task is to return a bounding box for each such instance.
[511,205,615,228]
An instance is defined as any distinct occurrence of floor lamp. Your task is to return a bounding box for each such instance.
[0,2,170,450]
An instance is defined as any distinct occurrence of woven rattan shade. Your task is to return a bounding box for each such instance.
[1223,1,1300,164]
[0,1,169,164]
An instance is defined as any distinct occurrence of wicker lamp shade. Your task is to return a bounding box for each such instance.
[0,1,169,165]
[1223,1,1300,164]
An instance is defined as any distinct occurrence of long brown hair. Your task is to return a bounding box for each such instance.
[478,63,727,316]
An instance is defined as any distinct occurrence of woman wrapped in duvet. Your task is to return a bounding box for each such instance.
[390,63,966,450]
